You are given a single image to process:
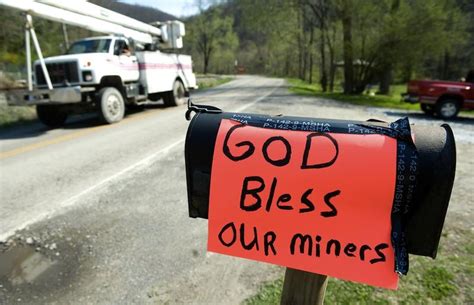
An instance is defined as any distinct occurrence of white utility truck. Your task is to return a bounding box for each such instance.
[1,0,197,127]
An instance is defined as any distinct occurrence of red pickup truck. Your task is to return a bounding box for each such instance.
[402,70,474,119]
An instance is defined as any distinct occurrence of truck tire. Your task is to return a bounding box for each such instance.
[420,104,435,115]
[163,80,186,107]
[36,105,68,128]
[436,99,460,119]
[96,87,125,124]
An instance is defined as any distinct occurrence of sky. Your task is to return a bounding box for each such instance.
[120,0,201,17]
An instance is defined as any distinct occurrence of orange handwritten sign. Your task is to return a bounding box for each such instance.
[208,119,398,289]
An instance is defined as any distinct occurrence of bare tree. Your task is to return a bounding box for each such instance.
[188,6,237,74]
[340,0,354,93]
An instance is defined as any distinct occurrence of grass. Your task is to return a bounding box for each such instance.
[243,225,473,305]
[0,102,37,128]
[0,76,38,128]
[245,278,284,305]
[288,78,419,111]
[196,74,234,90]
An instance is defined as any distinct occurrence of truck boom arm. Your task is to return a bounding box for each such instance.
[0,0,164,44]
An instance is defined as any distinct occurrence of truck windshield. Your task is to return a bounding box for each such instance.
[67,39,111,54]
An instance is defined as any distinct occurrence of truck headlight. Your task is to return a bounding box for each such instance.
[82,71,93,82]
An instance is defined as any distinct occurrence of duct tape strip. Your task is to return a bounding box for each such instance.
[227,114,417,276]
[389,119,418,275]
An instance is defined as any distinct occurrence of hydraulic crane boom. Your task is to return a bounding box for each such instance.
[0,0,169,44]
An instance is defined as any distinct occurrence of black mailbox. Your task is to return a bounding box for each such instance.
[184,103,456,266]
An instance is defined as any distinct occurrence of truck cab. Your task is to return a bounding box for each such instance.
[35,36,139,88]
[402,70,474,119]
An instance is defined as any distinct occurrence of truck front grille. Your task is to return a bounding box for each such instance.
[35,61,79,86]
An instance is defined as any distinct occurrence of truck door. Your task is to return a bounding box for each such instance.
[113,39,139,82]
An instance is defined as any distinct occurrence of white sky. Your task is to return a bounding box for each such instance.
[120,0,200,17]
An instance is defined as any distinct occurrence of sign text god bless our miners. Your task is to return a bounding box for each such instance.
[208,118,406,289]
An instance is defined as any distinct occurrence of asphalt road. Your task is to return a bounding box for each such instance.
[0,75,473,304]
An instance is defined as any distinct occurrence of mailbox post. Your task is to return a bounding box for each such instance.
[281,269,328,305]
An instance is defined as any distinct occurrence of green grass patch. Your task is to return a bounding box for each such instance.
[243,225,473,304]
[245,278,283,305]
[0,102,37,128]
[422,267,458,300]
[196,74,234,90]
[288,78,419,111]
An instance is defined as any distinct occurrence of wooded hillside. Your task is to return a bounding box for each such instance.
[184,0,474,93]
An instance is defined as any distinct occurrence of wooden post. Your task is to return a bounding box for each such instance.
[280,268,328,305]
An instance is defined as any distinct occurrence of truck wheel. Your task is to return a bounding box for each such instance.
[436,99,460,119]
[420,104,435,115]
[163,80,186,106]
[96,87,125,124]
[36,105,68,128]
